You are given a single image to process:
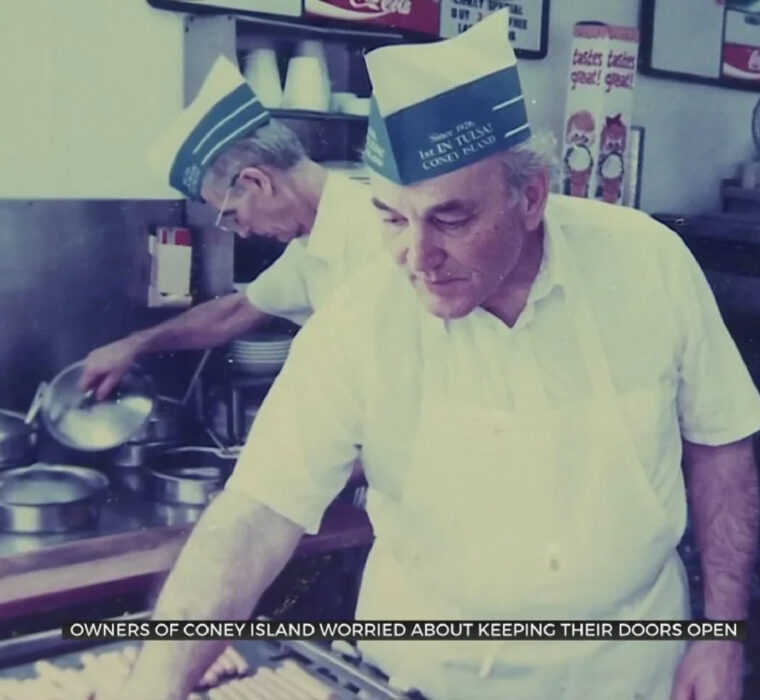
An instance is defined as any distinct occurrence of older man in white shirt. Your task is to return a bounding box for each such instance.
[80,56,380,399]
[119,12,760,700]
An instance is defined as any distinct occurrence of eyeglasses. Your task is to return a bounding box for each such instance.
[214,174,241,233]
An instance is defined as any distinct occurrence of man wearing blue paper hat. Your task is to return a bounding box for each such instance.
[80,55,381,399]
[119,11,759,700]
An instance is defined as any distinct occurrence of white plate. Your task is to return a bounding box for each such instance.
[234,332,294,342]
[232,342,292,351]
[230,360,285,376]
[232,350,291,357]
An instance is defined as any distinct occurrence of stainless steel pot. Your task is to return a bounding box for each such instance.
[129,397,183,444]
[0,464,109,533]
[0,409,37,467]
[146,446,238,505]
[152,501,205,525]
[109,439,177,469]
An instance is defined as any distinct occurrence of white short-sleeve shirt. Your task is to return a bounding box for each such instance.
[244,172,382,325]
[227,195,760,543]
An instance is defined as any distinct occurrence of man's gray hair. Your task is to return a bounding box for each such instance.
[204,120,306,190]
[500,131,561,202]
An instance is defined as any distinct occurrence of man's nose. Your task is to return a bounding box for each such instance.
[406,223,444,274]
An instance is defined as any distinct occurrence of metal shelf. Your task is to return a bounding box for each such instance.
[720,178,760,214]
[231,8,439,45]
[271,108,367,124]
[172,2,438,45]
[722,182,760,204]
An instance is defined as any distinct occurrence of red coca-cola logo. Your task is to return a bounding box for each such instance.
[724,43,760,79]
[318,0,411,15]
[305,0,439,34]
[750,49,760,72]
[353,0,411,14]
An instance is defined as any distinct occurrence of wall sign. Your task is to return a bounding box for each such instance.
[304,0,441,36]
[439,0,550,58]
[148,0,302,17]
[641,0,760,92]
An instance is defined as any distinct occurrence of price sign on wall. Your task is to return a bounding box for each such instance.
[439,0,550,58]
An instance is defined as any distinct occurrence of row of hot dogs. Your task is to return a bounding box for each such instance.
[0,644,343,699]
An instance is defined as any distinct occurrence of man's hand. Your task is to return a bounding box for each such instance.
[671,640,745,700]
[79,336,142,400]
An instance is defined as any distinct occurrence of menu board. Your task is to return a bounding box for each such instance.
[641,0,760,90]
[439,0,550,58]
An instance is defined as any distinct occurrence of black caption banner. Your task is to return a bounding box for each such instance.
[62,619,747,643]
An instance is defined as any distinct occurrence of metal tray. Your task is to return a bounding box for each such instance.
[0,613,415,699]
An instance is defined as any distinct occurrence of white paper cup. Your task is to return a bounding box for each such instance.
[282,56,330,111]
[293,39,327,62]
[341,96,370,116]
[330,92,356,113]
[243,49,282,109]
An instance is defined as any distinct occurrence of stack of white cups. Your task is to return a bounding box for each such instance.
[282,40,331,112]
[242,40,283,109]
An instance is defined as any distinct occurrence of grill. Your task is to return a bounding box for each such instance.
[0,613,424,699]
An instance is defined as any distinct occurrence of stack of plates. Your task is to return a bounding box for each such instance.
[229,332,293,376]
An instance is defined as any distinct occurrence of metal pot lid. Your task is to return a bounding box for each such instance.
[40,361,156,452]
[0,464,108,505]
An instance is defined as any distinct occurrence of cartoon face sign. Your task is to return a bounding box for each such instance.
[565,110,596,147]
[600,114,627,155]
[600,152,624,179]
[566,145,593,171]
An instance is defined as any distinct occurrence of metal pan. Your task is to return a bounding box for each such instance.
[108,439,177,469]
[0,612,412,699]
[0,464,109,533]
[146,446,238,505]
[128,396,184,444]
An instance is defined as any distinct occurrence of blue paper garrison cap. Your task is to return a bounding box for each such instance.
[363,9,531,186]
[148,56,270,201]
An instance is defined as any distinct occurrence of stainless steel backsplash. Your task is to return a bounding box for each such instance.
[0,199,191,411]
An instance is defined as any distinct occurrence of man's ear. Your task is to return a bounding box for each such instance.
[238,166,274,198]
[521,170,550,232]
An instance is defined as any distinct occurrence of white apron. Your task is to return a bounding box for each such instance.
[357,228,690,699]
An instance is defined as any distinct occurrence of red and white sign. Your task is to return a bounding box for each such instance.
[723,8,760,80]
[304,0,441,35]
[560,23,640,208]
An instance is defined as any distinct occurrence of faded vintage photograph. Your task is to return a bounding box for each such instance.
[1,1,759,698]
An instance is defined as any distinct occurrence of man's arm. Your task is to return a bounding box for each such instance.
[119,489,303,700]
[671,437,758,700]
[683,437,759,619]
[80,293,269,399]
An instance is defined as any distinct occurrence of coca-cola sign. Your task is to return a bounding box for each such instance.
[641,0,760,92]
[304,0,441,35]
